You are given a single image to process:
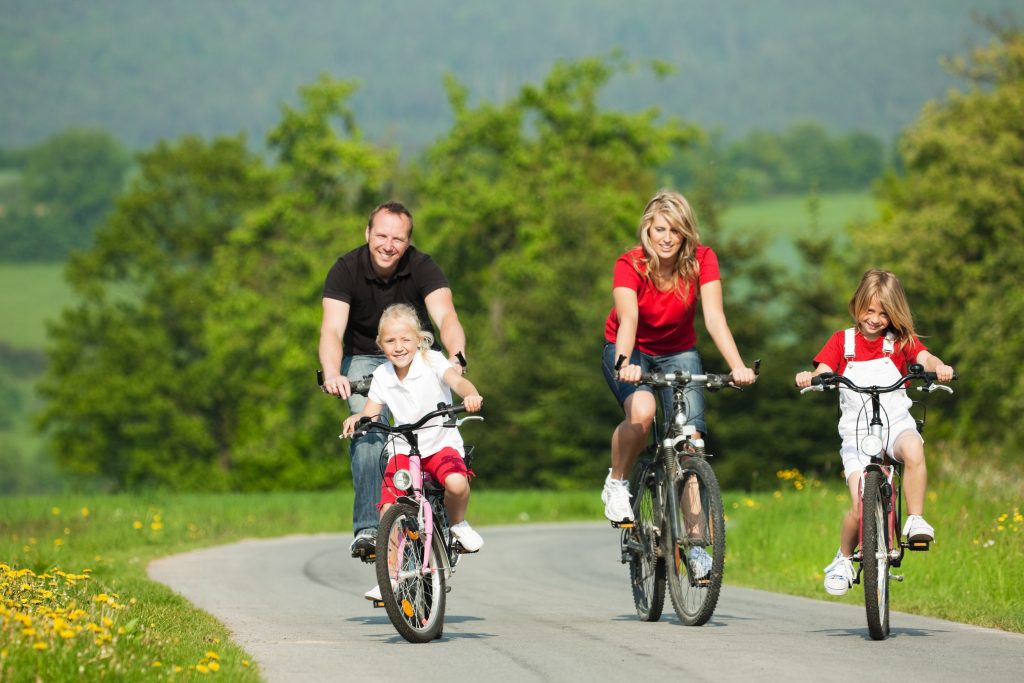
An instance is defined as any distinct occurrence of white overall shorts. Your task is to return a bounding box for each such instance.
[838,328,921,480]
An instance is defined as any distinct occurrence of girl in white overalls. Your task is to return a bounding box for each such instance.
[795,270,956,596]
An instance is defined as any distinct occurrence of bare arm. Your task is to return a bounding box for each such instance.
[795,362,835,388]
[342,398,384,435]
[319,298,352,397]
[424,287,468,373]
[443,367,483,412]
[700,280,756,385]
[915,349,955,382]
[611,286,642,383]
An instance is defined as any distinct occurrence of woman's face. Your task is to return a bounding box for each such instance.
[647,214,682,262]
[379,320,419,369]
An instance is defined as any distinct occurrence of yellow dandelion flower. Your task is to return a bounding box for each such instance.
[81,507,90,517]
[773,490,783,499]
[60,629,76,639]
[151,521,163,531]
[33,642,47,651]
[53,539,63,547]
[209,662,221,672]
[51,507,60,516]
[205,651,219,659]
[133,520,143,530]
[151,662,163,668]
[173,665,183,673]
[23,627,36,637]
[998,513,1008,523]
[102,616,113,628]
[242,661,250,668]
[196,664,210,674]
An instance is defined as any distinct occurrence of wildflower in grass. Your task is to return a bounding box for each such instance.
[51,507,60,516]
[132,520,143,530]
[81,507,90,518]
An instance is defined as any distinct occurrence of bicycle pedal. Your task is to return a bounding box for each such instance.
[454,542,479,555]
[906,539,931,551]
[371,600,385,608]
[360,552,376,563]
[889,573,905,582]
[610,520,635,529]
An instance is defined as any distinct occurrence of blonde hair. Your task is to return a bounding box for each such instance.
[376,303,434,356]
[848,269,918,348]
[634,189,702,298]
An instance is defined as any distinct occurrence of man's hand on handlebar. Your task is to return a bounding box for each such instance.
[322,373,352,399]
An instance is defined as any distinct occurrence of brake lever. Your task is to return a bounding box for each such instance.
[456,415,485,426]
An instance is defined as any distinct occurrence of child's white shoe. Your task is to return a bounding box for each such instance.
[451,520,484,552]
[903,515,935,542]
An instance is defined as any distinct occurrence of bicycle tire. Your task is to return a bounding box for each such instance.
[861,470,891,640]
[375,502,447,643]
[624,461,665,621]
[667,456,725,626]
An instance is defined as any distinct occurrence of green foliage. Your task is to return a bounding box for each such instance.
[860,21,1024,451]
[415,56,699,488]
[0,128,130,260]
[38,136,272,490]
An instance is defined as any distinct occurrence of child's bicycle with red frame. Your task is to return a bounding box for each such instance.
[800,363,956,640]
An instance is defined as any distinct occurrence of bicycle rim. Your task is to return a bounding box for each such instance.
[667,456,725,626]
[626,464,665,621]
[861,470,890,640]
[376,503,446,643]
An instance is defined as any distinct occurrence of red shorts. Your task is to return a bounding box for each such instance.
[378,446,474,508]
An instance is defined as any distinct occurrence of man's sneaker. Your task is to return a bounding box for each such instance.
[349,527,377,559]
[823,550,855,596]
[903,515,935,542]
[601,470,633,524]
[687,546,713,579]
[450,520,484,552]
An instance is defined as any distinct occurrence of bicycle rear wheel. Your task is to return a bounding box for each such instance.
[376,502,447,643]
[624,461,665,621]
[667,456,725,626]
[861,470,891,640]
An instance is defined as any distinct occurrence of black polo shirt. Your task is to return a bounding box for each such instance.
[322,244,449,356]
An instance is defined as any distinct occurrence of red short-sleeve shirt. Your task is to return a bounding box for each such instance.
[813,329,928,375]
[604,245,720,355]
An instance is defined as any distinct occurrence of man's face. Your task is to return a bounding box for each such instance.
[365,210,412,278]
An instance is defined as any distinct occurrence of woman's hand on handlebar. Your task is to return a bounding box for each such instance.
[617,363,643,384]
[730,366,757,386]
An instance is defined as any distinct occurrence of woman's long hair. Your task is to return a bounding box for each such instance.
[634,189,701,299]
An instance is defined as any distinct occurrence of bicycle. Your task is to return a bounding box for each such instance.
[618,363,756,626]
[345,402,482,643]
[800,363,956,640]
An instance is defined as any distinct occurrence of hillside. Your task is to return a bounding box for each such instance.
[0,0,1016,151]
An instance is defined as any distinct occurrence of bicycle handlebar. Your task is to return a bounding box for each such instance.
[350,403,468,439]
[316,369,372,396]
[801,364,958,395]
[639,359,760,392]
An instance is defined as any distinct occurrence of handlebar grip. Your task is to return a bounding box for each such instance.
[349,376,372,396]
[810,372,836,387]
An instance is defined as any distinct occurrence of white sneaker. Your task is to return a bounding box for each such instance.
[364,583,382,601]
[903,515,935,542]
[451,520,484,552]
[823,550,855,596]
[687,546,713,579]
[602,470,633,524]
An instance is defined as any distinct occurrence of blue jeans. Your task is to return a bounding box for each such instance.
[601,342,707,434]
[342,354,391,534]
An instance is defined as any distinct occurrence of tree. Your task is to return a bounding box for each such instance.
[861,21,1024,452]
[38,136,271,489]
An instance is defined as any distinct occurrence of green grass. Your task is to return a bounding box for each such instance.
[724,444,1024,632]
[719,190,877,264]
[0,262,73,349]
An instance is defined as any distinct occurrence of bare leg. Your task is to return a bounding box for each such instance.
[444,473,470,524]
[610,391,656,480]
[893,432,927,516]
[839,472,861,556]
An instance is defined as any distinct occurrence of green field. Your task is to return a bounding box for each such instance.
[2,452,1021,680]
[0,262,73,349]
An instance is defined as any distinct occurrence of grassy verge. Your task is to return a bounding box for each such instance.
[723,445,1024,632]
[0,489,599,681]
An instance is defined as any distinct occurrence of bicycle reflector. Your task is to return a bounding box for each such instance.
[860,434,884,457]
[392,469,413,492]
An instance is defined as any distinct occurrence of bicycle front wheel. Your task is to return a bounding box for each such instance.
[861,470,891,640]
[376,502,447,643]
[624,461,665,621]
[666,456,725,626]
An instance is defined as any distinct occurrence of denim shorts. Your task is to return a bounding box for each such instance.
[601,342,707,434]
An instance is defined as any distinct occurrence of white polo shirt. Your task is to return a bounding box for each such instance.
[368,350,465,458]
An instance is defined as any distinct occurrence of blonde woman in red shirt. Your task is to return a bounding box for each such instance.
[601,190,757,526]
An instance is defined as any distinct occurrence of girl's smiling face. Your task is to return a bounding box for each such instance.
[379,319,420,370]
[857,296,890,340]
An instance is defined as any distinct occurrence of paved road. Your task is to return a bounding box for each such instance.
[148,522,1024,682]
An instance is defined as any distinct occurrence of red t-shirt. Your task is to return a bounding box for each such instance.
[813,329,928,375]
[604,245,720,355]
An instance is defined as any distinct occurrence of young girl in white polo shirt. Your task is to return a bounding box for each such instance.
[342,304,484,601]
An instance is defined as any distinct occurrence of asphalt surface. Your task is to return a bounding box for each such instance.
[148,522,1024,682]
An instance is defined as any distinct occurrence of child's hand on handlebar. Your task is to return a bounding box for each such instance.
[342,414,366,437]
[462,394,484,412]
[794,371,815,389]
[934,363,956,383]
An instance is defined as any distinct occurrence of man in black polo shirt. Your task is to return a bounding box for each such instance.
[319,201,468,560]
